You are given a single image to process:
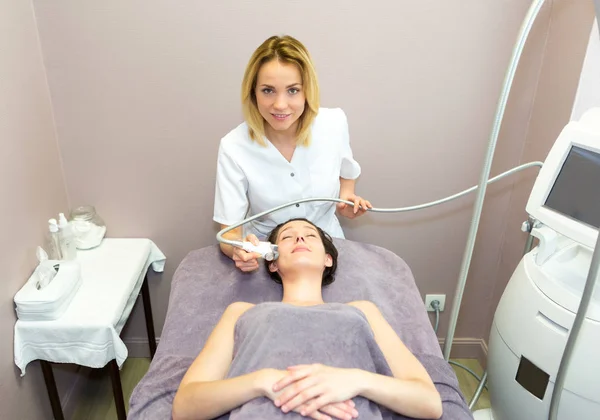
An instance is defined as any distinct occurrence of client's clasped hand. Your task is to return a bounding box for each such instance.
[259,365,359,420]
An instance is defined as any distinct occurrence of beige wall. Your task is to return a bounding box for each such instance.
[0,1,74,419]
[29,0,594,358]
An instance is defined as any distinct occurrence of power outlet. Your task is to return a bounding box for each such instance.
[425,294,446,312]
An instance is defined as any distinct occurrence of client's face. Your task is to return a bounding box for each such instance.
[270,220,332,275]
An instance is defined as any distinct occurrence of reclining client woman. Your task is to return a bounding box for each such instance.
[172,218,443,420]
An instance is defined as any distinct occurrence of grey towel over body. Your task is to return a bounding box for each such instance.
[221,302,395,419]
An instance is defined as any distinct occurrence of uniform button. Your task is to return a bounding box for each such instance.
[296,204,300,207]
[290,172,295,177]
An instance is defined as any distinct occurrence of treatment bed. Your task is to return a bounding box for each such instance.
[128,238,474,419]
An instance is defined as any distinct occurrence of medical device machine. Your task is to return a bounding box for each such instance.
[472,109,600,420]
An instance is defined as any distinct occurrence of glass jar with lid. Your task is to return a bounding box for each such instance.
[69,205,107,249]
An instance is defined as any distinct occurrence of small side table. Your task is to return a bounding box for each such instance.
[14,238,166,420]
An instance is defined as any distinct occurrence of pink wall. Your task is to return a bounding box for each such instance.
[0,1,74,418]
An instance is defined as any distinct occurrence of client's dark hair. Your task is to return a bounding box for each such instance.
[264,218,338,286]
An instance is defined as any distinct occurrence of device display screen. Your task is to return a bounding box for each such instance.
[544,145,600,229]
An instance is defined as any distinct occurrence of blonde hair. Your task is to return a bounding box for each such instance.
[241,35,320,147]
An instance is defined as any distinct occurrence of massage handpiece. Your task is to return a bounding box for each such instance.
[242,241,279,261]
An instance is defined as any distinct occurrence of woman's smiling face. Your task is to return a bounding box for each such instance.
[254,59,305,137]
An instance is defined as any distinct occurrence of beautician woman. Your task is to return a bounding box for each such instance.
[213,34,371,272]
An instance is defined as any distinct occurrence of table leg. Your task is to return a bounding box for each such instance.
[108,360,127,420]
[141,273,157,359]
[40,360,65,420]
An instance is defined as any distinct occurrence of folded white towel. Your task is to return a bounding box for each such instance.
[14,260,82,321]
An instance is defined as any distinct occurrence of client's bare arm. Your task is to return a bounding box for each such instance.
[172,302,267,420]
[350,301,443,419]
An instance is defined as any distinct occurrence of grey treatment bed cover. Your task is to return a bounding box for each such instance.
[128,239,474,419]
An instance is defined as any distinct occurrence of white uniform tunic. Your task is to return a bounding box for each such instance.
[213,107,361,239]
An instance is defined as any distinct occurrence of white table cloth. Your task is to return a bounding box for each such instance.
[14,238,166,376]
